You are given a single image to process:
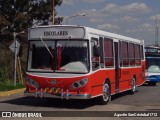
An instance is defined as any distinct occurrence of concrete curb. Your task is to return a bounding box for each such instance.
[0,88,25,98]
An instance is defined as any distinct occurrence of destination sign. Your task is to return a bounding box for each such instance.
[145,48,160,53]
[28,26,85,40]
[44,31,68,36]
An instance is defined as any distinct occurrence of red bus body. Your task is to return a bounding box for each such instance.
[25,25,145,103]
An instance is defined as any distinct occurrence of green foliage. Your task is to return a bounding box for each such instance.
[0,82,25,92]
[0,67,9,83]
[0,0,63,43]
[0,0,63,86]
[0,44,14,83]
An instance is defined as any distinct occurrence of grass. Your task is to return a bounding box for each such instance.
[0,82,25,92]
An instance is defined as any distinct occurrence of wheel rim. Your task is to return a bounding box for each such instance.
[132,78,136,92]
[103,84,110,101]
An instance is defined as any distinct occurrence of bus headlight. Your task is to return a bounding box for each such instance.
[25,77,40,88]
[70,78,88,89]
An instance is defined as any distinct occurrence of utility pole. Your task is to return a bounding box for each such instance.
[52,0,55,25]
[155,16,159,47]
[13,33,17,86]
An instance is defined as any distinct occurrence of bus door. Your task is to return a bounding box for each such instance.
[114,40,120,93]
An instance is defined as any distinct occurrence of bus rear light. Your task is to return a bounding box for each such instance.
[25,77,40,88]
[70,78,88,89]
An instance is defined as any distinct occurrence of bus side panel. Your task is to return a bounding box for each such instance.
[119,66,145,92]
[119,68,143,92]
[88,69,115,97]
[137,61,146,86]
[130,67,143,86]
[119,68,132,92]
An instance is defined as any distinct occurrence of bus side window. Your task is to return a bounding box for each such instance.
[122,41,129,67]
[119,41,122,67]
[129,43,135,66]
[99,37,104,68]
[91,38,100,70]
[141,45,144,60]
[135,44,141,66]
[104,38,114,67]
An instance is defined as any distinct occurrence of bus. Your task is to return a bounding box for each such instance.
[24,25,145,104]
[145,46,160,86]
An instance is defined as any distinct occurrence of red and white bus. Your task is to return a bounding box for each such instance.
[24,25,145,104]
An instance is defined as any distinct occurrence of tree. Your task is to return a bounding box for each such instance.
[0,0,63,84]
[0,0,63,44]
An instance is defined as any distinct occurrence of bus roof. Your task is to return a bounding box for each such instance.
[85,26,143,44]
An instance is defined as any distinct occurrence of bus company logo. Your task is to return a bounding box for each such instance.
[45,79,63,85]
[51,80,57,85]
[44,31,68,36]
[2,112,11,117]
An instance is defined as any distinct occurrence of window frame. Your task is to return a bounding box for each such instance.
[27,39,90,74]
[104,38,114,68]
[135,44,141,66]
[121,41,129,67]
[91,37,100,71]
[128,43,135,66]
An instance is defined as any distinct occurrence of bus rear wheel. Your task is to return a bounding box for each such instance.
[130,77,136,94]
[97,82,111,105]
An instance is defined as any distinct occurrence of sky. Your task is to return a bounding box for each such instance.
[56,0,160,45]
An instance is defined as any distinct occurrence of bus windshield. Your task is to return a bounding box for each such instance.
[146,57,160,73]
[27,40,89,73]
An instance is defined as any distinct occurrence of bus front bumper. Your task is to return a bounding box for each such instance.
[24,90,91,100]
[146,76,160,82]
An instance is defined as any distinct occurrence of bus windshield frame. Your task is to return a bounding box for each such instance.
[27,39,90,74]
[146,57,160,73]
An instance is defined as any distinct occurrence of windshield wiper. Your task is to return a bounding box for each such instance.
[40,36,54,58]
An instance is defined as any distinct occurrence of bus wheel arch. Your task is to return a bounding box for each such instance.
[97,78,111,105]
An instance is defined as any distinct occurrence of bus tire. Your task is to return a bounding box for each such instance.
[148,82,152,86]
[152,82,156,86]
[130,77,136,94]
[97,82,111,105]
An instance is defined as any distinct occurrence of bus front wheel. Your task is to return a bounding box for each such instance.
[97,82,111,105]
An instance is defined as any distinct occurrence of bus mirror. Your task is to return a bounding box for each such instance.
[93,45,100,57]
